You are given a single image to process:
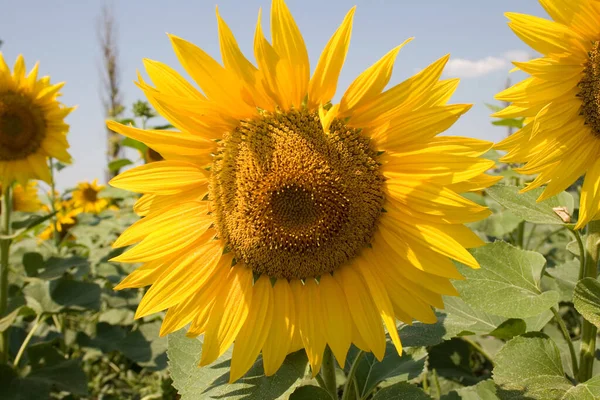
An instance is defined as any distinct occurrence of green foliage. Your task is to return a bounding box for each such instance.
[573,278,600,329]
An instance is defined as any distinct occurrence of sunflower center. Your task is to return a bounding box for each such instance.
[210,109,384,280]
[0,91,46,160]
[82,187,98,202]
[579,41,600,136]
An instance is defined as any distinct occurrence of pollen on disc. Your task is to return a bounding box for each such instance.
[210,109,385,280]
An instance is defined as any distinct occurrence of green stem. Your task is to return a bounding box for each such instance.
[432,369,441,399]
[48,158,60,247]
[321,346,337,398]
[578,220,600,383]
[551,306,578,377]
[341,350,364,400]
[0,186,12,364]
[570,228,586,280]
[13,314,42,367]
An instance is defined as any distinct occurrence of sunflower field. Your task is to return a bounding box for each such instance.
[3,0,600,399]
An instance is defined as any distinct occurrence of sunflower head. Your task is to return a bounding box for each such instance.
[108,0,497,382]
[494,0,600,229]
[39,197,79,241]
[0,54,73,189]
[72,179,109,214]
[0,181,42,213]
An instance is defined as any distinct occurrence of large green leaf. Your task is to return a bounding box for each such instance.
[37,256,90,280]
[442,380,500,400]
[168,330,308,399]
[486,185,574,225]
[454,241,559,318]
[493,333,572,399]
[118,321,167,370]
[543,260,579,303]
[371,382,432,399]
[344,344,426,398]
[289,385,332,400]
[573,278,600,328]
[562,375,600,400]
[24,279,101,314]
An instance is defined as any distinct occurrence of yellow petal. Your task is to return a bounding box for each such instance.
[339,38,413,115]
[200,266,254,366]
[336,267,386,361]
[109,160,209,195]
[318,274,352,366]
[230,276,274,382]
[262,279,296,376]
[271,0,310,108]
[308,7,355,107]
[292,279,326,376]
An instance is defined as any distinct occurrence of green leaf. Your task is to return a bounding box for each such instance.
[454,241,559,319]
[108,158,133,172]
[493,333,572,399]
[442,380,500,400]
[24,279,101,314]
[118,321,167,370]
[37,256,89,280]
[566,240,581,257]
[544,260,579,303]
[486,185,574,225]
[573,278,600,328]
[469,211,522,238]
[562,374,600,400]
[122,137,147,152]
[372,382,432,399]
[428,339,476,381]
[168,329,308,399]
[289,385,332,400]
[23,252,44,277]
[11,211,56,232]
[488,319,526,340]
[491,118,524,129]
[27,359,88,396]
[345,344,426,398]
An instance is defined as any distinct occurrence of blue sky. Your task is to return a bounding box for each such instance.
[1,0,546,189]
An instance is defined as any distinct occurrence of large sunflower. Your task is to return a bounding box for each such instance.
[109,0,497,382]
[0,54,73,189]
[495,0,600,229]
[72,179,109,214]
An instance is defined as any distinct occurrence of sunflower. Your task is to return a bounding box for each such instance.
[72,179,109,214]
[494,0,600,229]
[108,0,497,382]
[0,53,73,190]
[0,181,42,212]
[39,198,79,241]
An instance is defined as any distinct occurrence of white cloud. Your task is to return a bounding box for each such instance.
[444,50,533,78]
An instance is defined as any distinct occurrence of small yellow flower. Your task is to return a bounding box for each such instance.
[108,0,497,381]
[495,0,600,229]
[39,198,79,241]
[0,54,73,189]
[0,181,42,212]
[72,179,109,214]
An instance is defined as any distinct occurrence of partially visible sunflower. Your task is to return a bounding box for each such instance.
[0,181,42,212]
[495,0,600,229]
[72,179,109,214]
[39,198,79,241]
[108,0,498,382]
[0,53,73,189]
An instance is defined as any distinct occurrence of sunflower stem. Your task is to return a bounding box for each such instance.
[48,158,60,248]
[569,228,586,280]
[13,313,42,367]
[578,220,600,383]
[551,306,578,378]
[341,350,364,400]
[321,346,337,398]
[516,221,526,248]
[0,185,13,364]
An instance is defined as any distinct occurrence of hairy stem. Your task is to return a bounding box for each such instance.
[0,186,12,364]
[551,306,578,377]
[578,220,600,382]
